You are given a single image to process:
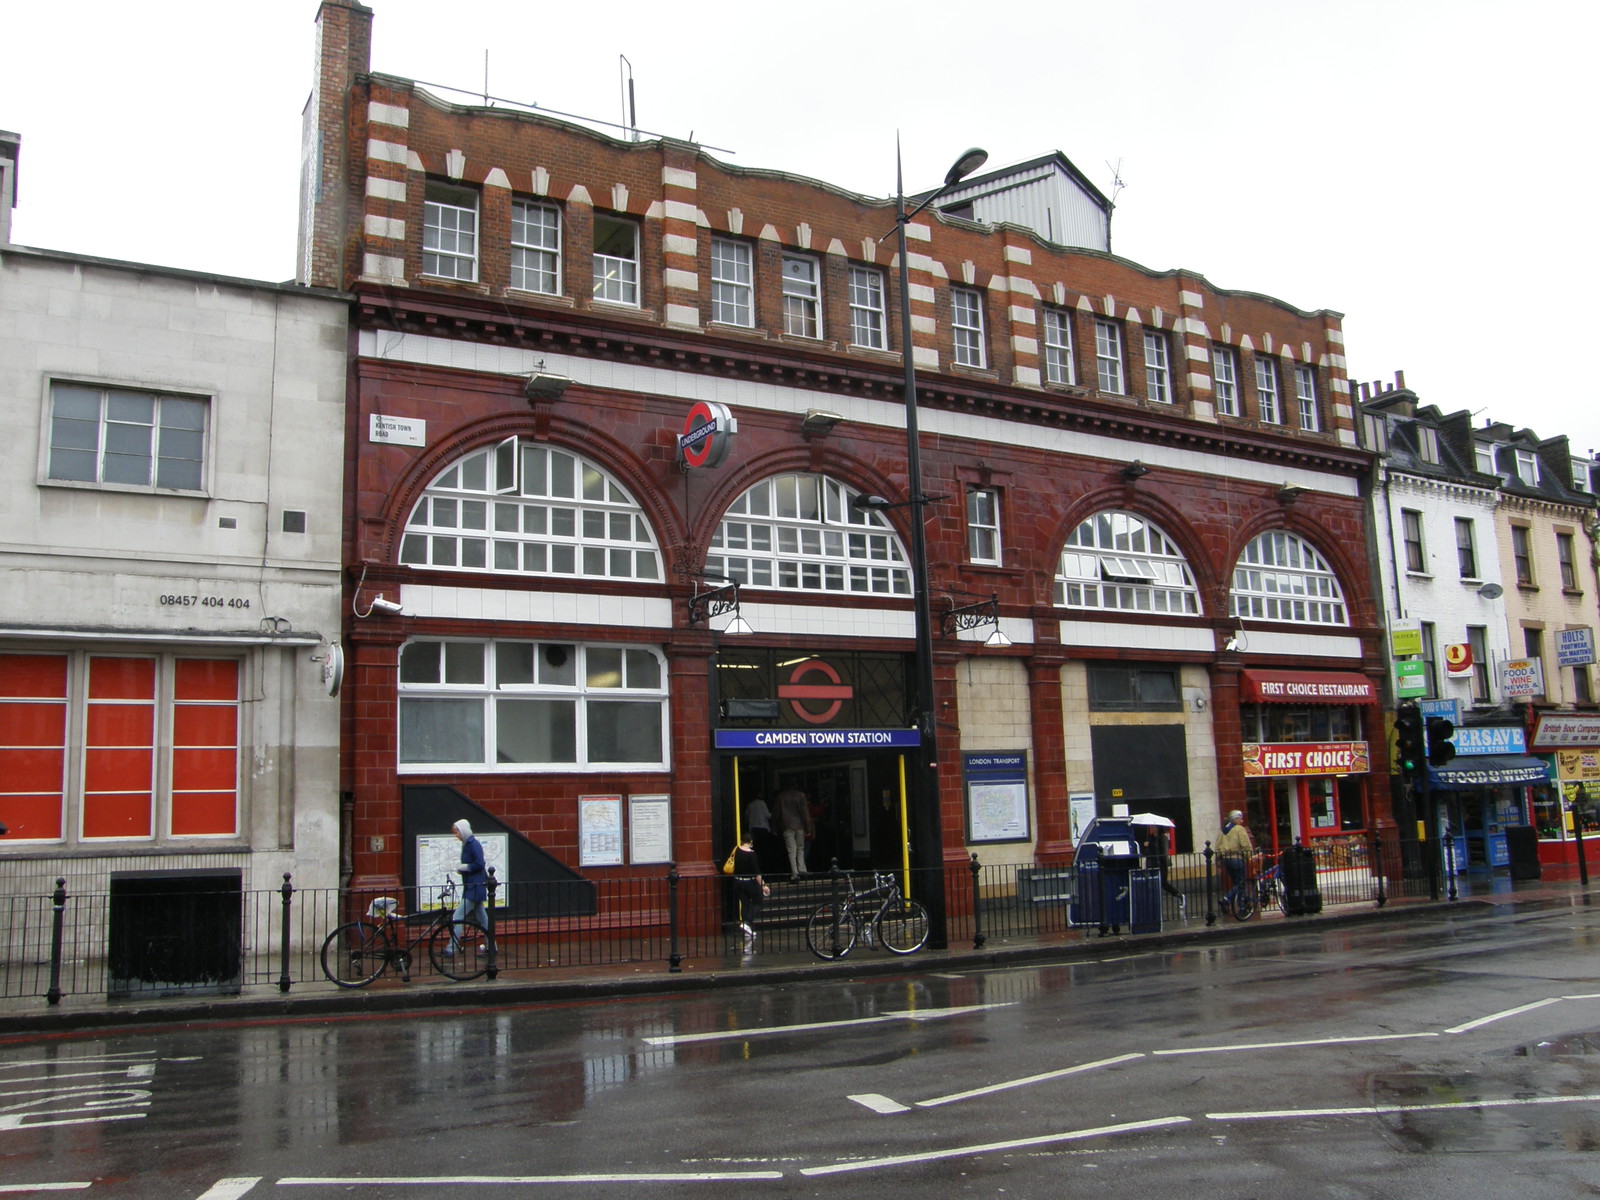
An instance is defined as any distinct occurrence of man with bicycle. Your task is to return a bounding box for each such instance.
[1216,809,1255,910]
[449,818,489,953]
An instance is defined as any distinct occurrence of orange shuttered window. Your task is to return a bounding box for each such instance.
[83,657,156,839]
[171,659,239,836]
[0,654,68,840]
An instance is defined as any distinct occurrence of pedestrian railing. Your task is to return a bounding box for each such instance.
[0,831,1440,1005]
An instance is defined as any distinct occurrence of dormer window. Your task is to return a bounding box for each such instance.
[1361,413,1389,453]
[1475,444,1497,475]
[1415,425,1439,464]
[1514,449,1540,485]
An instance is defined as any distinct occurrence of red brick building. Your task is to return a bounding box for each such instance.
[301,0,1391,906]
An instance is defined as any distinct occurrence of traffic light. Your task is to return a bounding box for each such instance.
[1394,701,1426,781]
[1426,716,1456,767]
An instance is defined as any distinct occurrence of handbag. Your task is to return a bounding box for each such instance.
[722,848,737,875]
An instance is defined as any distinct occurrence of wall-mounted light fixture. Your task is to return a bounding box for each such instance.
[521,359,572,401]
[1277,483,1308,504]
[940,592,1012,647]
[801,409,844,435]
[686,572,752,634]
[1120,460,1151,482]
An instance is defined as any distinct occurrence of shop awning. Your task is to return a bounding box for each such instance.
[1428,755,1551,789]
[1238,669,1378,704]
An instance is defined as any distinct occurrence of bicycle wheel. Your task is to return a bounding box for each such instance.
[805,903,858,960]
[1231,884,1258,921]
[877,899,930,955]
[320,919,391,987]
[430,918,492,980]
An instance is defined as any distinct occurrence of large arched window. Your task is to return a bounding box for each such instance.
[707,473,909,595]
[399,438,662,582]
[1231,530,1348,625]
[1054,510,1200,613]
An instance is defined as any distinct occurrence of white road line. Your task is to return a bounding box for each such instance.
[196,1181,262,1200]
[916,1052,1145,1108]
[0,1186,92,1194]
[1210,1092,1600,1121]
[1564,992,1600,1000]
[798,1116,1192,1176]
[1153,1032,1437,1057]
[1,1065,157,1086]
[0,1054,157,1070]
[277,1173,785,1185]
[849,1093,911,1114]
[1444,998,1564,1034]
[641,1003,1012,1046]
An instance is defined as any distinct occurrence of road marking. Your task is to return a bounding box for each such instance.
[1445,998,1564,1034]
[798,1116,1192,1176]
[849,1093,911,1114]
[641,1003,1012,1046]
[1210,1092,1600,1121]
[916,1052,1145,1108]
[196,1181,262,1200]
[1153,1032,1437,1057]
[0,1186,92,1194]
[278,1173,785,1185]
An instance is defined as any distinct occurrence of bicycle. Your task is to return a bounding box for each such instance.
[319,880,493,987]
[804,871,930,960]
[1218,854,1284,922]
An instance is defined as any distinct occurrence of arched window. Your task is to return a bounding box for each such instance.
[707,473,909,595]
[399,438,662,582]
[1231,530,1348,625]
[1054,510,1200,613]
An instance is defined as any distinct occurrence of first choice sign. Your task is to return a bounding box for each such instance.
[678,401,737,470]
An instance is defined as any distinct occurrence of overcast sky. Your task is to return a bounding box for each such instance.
[6,1,1596,457]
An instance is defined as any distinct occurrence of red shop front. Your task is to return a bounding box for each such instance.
[1238,669,1381,859]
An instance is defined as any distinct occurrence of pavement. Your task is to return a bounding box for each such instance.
[2,870,1592,1038]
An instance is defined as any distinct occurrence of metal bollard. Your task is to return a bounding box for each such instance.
[1203,842,1216,928]
[485,867,499,980]
[1372,831,1387,908]
[969,853,986,950]
[47,877,67,1006]
[278,873,294,993]
[667,864,682,973]
[829,858,843,958]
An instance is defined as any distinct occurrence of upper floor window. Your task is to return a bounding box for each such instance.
[1572,459,1594,493]
[1143,331,1171,403]
[510,199,561,295]
[1402,509,1426,573]
[1557,532,1578,590]
[1467,625,1492,702]
[1294,366,1320,431]
[967,488,1001,564]
[1043,309,1075,385]
[952,288,986,368]
[1255,359,1281,424]
[398,639,666,772]
[47,382,207,492]
[1475,444,1497,474]
[848,266,887,350]
[423,182,478,281]
[1231,530,1348,625]
[1055,510,1200,614]
[1213,346,1240,417]
[593,215,640,305]
[782,255,821,338]
[1511,524,1534,585]
[1094,320,1125,394]
[400,438,662,582]
[1455,517,1478,579]
[1361,412,1389,453]
[0,652,240,843]
[1414,424,1440,464]
[1514,449,1541,486]
[711,237,754,326]
[707,473,909,596]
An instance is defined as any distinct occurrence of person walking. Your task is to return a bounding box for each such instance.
[745,794,774,872]
[1215,809,1255,909]
[449,818,489,952]
[731,830,769,953]
[775,784,812,877]
[1137,822,1184,910]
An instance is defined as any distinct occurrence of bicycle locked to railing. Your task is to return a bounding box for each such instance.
[319,878,495,987]
[804,870,931,960]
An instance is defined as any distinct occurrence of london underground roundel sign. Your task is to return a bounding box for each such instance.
[678,401,737,470]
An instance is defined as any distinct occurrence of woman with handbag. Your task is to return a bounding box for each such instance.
[729,831,769,953]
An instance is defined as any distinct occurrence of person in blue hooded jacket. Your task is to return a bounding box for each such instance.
[449,818,488,951]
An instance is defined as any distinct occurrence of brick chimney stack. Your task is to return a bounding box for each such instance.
[297,0,374,288]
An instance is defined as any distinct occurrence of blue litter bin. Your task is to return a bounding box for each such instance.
[1070,817,1162,936]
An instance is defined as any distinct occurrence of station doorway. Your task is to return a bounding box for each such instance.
[720,750,912,875]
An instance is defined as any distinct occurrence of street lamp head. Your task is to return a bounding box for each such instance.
[945,148,989,187]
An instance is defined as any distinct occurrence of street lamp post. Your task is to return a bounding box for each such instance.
[891,141,987,949]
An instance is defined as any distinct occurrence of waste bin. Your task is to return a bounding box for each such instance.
[1279,844,1322,915]
[1503,825,1542,881]
[1069,817,1162,935]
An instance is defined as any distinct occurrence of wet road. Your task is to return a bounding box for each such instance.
[4,898,1600,1198]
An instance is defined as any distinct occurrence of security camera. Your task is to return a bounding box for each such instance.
[368,595,405,615]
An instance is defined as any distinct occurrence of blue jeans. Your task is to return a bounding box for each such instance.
[452,894,486,948]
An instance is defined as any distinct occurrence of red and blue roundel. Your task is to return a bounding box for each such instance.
[678,401,737,470]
